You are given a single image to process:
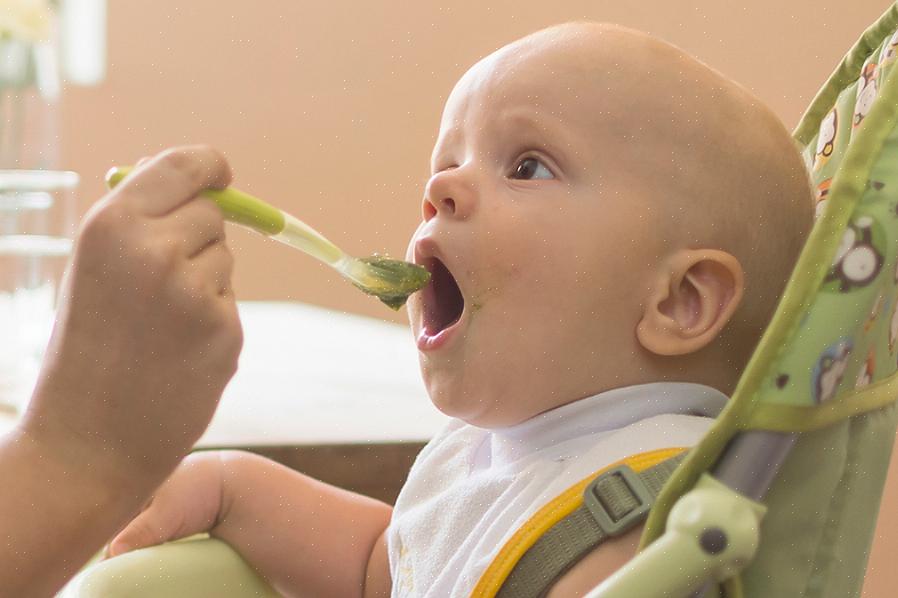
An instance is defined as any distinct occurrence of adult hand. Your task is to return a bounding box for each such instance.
[23,145,243,487]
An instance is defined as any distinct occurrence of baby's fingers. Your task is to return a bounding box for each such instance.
[105,453,226,558]
[107,501,185,557]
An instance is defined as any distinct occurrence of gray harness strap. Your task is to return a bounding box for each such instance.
[495,453,687,598]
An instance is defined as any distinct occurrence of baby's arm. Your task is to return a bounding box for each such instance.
[110,450,392,598]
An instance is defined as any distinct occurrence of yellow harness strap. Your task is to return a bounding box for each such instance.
[470,446,687,597]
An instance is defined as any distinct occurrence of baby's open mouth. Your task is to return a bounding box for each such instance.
[422,257,465,336]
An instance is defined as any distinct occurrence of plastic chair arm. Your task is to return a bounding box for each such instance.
[59,536,279,598]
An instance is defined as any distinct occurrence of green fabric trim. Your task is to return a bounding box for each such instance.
[641,1,898,552]
[747,372,898,431]
[794,2,898,145]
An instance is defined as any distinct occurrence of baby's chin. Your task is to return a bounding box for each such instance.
[424,377,487,424]
[424,378,531,428]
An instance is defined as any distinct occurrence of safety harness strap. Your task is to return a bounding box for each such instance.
[495,453,686,598]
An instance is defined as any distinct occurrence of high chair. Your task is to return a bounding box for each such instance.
[61,4,898,597]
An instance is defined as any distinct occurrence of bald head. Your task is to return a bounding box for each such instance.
[575,25,809,332]
[449,23,814,385]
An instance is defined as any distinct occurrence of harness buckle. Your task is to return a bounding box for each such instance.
[583,464,653,537]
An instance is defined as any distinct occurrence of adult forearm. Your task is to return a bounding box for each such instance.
[0,426,163,597]
[212,451,392,598]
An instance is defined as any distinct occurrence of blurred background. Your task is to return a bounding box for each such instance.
[54,0,891,323]
[4,1,898,594]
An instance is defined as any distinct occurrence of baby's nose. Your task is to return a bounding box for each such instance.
[423,168,475,221]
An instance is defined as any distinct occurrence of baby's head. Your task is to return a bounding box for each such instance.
[406,23,814,428]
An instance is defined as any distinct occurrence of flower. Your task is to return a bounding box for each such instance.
[0,0,54,43]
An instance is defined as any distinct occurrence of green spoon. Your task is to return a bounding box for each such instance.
[105,166,430,310]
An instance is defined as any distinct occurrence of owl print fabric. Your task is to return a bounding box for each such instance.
[766,26,898,409]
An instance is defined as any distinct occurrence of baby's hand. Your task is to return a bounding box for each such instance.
[107,451,226,557]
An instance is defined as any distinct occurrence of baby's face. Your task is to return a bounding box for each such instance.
[406,37,668,427]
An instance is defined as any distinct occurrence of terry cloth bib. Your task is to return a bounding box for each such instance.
[386,382,727,597]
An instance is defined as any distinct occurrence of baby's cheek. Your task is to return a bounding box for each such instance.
[465,261,520,307]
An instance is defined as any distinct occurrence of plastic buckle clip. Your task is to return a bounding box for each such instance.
[583,464,653,537]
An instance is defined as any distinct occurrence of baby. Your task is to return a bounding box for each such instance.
[107,23,813,597]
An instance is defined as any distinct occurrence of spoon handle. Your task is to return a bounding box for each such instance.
[105,166,345,265]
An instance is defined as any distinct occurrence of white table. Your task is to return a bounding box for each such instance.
[1,302,450,501]
[198,301,448,447]
[1,301,448,443]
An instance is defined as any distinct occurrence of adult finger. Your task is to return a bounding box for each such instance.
[190,241,235,296]
[166,197,226,258]
[112,145,232,217]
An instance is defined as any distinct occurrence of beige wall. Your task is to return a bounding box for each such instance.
[61,0,890,322]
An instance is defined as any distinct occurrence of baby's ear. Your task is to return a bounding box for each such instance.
[636,249,744,356]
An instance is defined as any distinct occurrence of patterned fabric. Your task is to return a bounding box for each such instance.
[775,26,898,409]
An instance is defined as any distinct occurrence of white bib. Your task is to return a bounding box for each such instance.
[387,382,727,597]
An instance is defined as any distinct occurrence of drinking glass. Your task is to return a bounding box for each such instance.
[0,170,78,411]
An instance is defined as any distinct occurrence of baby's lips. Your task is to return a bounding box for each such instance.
[413,235,440,266]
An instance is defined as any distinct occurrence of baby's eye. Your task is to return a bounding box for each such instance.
[510,157,554,180]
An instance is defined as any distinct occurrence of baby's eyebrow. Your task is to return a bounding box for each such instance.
[430,126,466,169]
[497,109,578,162]
[495,110,540,136]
